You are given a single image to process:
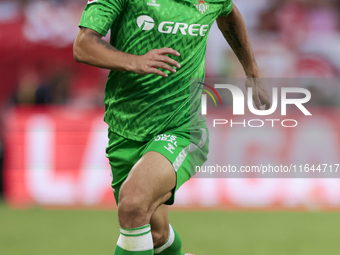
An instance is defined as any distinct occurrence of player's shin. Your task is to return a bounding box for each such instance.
[153,225,184,255]
[114,224,153,255]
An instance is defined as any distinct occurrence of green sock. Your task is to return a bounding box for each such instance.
[154,225,184,255]
[114,224,153,255]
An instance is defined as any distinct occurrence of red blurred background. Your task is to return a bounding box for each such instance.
[1,0,340,209]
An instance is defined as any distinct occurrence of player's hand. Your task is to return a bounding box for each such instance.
[132,47,181,77]
[245,77,271,110]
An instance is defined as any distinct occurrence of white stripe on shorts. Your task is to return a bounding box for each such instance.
[172,128,207,172]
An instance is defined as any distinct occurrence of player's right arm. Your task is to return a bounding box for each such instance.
[73,27,180,78]
[217,3,271,109]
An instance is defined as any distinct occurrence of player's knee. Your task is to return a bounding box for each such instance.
[118,193,152,226]
[152,225,169,247]
[119,195,148,216]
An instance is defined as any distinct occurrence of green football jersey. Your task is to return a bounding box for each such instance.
[79,0,233,141]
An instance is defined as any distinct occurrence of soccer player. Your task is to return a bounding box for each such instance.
[74,0,270,254]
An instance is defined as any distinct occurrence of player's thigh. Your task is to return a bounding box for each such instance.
[119,151,176,208]
[150,204,169,246]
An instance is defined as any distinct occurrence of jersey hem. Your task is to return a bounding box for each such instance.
[105,119,207,142]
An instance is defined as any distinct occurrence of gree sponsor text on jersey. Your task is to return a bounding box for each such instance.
[137,15,209,36]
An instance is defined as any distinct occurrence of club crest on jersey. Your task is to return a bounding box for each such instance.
[87,0,98,4]
[194,0,209,14]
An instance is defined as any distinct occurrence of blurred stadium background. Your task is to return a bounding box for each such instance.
[1,0,340,254]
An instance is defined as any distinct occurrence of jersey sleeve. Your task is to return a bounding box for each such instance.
[79,0,127,36]
[219,0,233,17]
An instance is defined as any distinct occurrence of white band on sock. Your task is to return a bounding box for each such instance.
[120,225,151,236]
[154,224,175,254]
[117,225,153,252]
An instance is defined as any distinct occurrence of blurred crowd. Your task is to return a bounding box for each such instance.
[207,0,340,78]
[0,0,107,109]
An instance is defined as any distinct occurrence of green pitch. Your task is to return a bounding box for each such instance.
[1,203,340,255]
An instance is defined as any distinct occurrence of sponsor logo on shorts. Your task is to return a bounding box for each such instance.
[154,134,178,154]
[87,0,98,4]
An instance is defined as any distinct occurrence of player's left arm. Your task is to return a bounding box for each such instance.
[216,4,271,109]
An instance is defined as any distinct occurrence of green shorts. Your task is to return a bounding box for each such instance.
[105,126,209,205]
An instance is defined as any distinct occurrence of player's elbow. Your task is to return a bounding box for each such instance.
[74,27,104,64]
[73,40,86,63]
[73,43,83,63]
[73,46,80,63]
[73,30,90,63]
